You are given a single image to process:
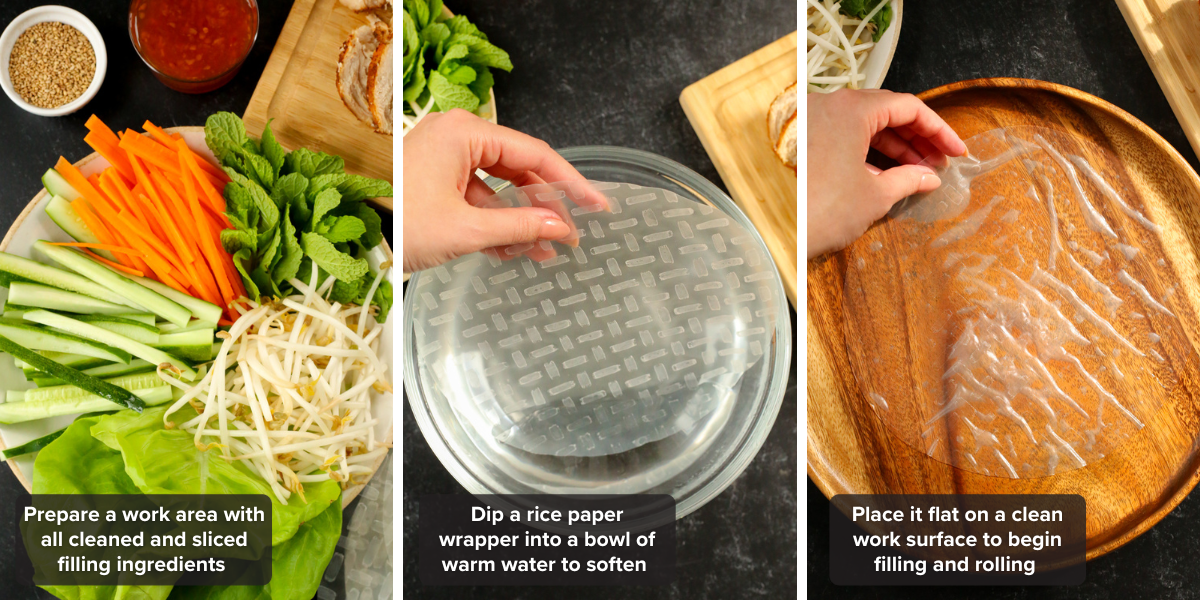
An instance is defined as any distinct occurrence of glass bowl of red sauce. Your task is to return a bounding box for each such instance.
[129,0,258,94]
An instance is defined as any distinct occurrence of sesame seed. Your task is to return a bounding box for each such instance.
[9,22,96,109]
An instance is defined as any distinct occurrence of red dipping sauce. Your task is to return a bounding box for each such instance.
[129,0,258,93]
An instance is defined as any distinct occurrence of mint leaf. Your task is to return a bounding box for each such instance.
[428,71,479,112]
[251,264,274,300]
[444,15,486,40]
[404,0,430,28]
[232,248,261,301]
[220,228,257,254]
[223,183,259,230]
[328,277,364,305]
[365,279,393,323]
[261,120,286,178]
[336,174,392,203]
[428,0,444,24]
[404,43,428,103]
[301,233,368,282]
[441,43,468,64]
[309,173,348,199]
[422,23,451,53]
[317,216,366,244]
[468,66,494,105]
[204,112,248,165]
[238,148,276,190]
[285,148,345,179]
[271,173,309,212]
[466,41,513,72]
[352,203,383,249]
[442,64,476,85]
[247,183,279,231]
[310,188,342,227]
[273,206,304,289]
[403,12,421,61]
[260,228,282,275]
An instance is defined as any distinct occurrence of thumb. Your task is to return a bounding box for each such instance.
[465,206,571,251]
[872,164,942,209]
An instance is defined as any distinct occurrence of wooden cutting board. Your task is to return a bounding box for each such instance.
[244,0,393,204]
[680,32,798,306]
[1116,0,1200,161]
[808,78,1200,560]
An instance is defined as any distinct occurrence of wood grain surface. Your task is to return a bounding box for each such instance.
[243,0,395,202]
[680,32,798,306]
[806,77,1200,559]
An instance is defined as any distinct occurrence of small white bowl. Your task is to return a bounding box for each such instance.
[0,5,107,117]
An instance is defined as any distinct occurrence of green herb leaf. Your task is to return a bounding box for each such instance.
[468,66,494,105]
[247,182,280,231]
[310,188,342,227]
[444,15,486,40]
[336,174,393,203]
[352,203,383,249]
[231,248,261,301]
[223,182,259,230]
[284,148,345,179]
[261,119,286,178]
[366,279,393,323]
[271,173,309,213]
[300,233,368,282]
[428,71,480,112]
[328,277,364,305]
[204,112,249,165]
[272,206,304,289]
[405,0,430,29]
[220,228,257,255]
[317,216,366,244]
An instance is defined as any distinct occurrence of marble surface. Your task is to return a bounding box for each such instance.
[808,1,1200,598]
[402,1,798,598]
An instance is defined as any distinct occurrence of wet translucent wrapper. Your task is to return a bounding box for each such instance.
[412,182,778,457]
[845,127,1187,478]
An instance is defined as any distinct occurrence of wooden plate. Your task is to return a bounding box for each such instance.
[0,126,393,509]
[808,78,1200,559]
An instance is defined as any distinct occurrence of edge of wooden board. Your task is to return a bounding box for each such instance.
[686,29,796,307]
[244,0,318,136]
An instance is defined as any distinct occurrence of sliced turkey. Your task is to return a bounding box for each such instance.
[767,82,797,171]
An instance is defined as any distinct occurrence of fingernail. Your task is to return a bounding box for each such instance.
[539,219,570,240]
[920,174,942,189]
[917,165,936,175]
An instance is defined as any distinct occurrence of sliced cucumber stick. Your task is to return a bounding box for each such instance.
[75,315,160,344]
[0,319,129,363]
[1,427,66,460]
[8,282,131,315]
[151,329,214,362]
[0,250,131,307]
[0,386,171,423]
[42,169,80,201]
[23,310,194,378]
[31,359,155,387]
[125,272,223,325]
[44,195,114,261]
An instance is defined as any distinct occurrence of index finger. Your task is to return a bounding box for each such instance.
[456,116,611,211]
[865,92,967,158]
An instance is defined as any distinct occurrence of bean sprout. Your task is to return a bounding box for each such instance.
[164,263,392,504]
[807,0,892,93]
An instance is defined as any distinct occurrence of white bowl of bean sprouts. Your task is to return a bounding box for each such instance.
[807,0,903,93]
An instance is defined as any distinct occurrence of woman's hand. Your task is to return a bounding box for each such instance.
[806,89,967,259]
[402,109,603,273]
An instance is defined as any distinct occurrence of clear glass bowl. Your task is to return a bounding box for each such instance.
[403,146,791,519]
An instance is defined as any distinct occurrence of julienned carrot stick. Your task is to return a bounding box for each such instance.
[54,158,111,211]
[47,242,143,256]
[81,249,144,277]
[178,142,229,221]
[129,154,195,264]
[176,147,230,307]
[143,120,230,183]
[118,130,181,176]
[148,165,224,307]
[83,131,134,185]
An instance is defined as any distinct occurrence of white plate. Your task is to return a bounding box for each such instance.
[861,0,902,90]
[0,127,393,507]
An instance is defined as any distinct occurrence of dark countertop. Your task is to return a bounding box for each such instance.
[402,1,798,599]
[809,1,1200,599]
[0,2,389,599]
